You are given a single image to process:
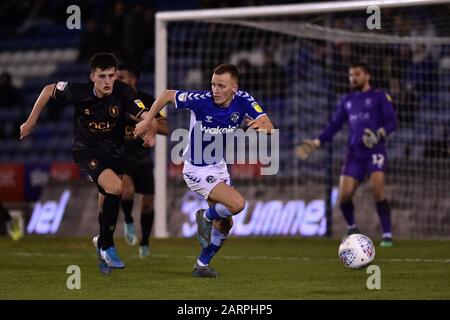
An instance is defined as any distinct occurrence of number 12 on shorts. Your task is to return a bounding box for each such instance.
[372,154,385,168]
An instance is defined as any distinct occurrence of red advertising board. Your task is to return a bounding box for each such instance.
[0,164,25,201]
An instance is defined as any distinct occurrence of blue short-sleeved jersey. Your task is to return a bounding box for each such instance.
[175,90,266,165]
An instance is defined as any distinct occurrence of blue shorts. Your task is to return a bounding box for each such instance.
[341,148,387,182]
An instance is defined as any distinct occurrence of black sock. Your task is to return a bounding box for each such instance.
[0,203,12,223]
[140,211,154,246]
[97,211,103,249]
[376,200,392,237]
[121,199,134,224]
[101,193,120,250]
[340,201,355,227]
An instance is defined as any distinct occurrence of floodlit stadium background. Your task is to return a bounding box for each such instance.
[0,0,449,240]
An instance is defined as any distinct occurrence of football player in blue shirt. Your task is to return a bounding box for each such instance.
[135,64,275,277]
[297,62,397,247]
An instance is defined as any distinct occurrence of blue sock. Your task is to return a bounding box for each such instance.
[204,204,234,221]
[198,228,227,266]
[198,243,221,266]
[215,203,234,217]
[204,206,221,221]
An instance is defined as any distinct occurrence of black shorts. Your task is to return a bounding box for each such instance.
[73,150,124,195]
[123,160,155,195]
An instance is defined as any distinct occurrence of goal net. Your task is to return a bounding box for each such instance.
[154,0,450,239]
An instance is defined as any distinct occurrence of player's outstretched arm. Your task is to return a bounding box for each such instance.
[156,117,169,136]
[20,83,56,140]
[296,100,344,160]
[296,139,320,160]
[245,115,275,134]
[139,118,159,147]
[135,90,176,146]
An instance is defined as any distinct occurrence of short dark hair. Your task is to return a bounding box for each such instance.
[213,64,239,81]
[350,62,371,75]
[118,63,140,79]
[90,52,118,72]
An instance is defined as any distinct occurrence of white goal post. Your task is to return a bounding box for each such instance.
[153,0,450,238]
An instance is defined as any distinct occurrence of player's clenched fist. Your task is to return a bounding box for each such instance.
[245,115,274,133]
[296,139,320,160]
[19,121,35,140]
[134,118,157,147]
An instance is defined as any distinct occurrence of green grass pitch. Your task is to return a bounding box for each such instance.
[0,236,448,299]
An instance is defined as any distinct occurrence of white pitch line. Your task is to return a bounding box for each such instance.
[214,255,450,264]
[2,252,450,264]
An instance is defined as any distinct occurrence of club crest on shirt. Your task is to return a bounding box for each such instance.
[109,106,119,117]
[178,92,188,102]
[206,175,217,183]
[230,112,240,123]
[89,159,98,169]
[84,108,90,115]
[125,125,134,138]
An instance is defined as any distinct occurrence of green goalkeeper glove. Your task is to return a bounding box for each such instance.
[362,128,386,149]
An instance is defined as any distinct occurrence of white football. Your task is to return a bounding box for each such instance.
[338,234,375,269]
